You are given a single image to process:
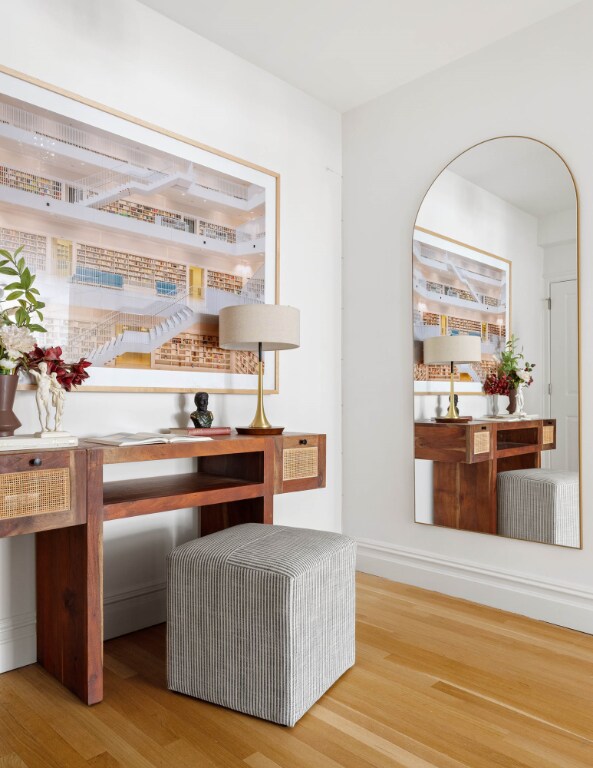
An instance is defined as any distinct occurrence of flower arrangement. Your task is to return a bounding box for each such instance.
[0,246,46,374]
[496,334,535,390]
[483,335,535,395]
[26,345,92,391]
[483,371,512,396]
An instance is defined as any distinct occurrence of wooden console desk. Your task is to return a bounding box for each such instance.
[415,418,556,534]
[0,432,326,705]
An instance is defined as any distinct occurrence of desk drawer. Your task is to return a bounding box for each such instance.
[274,434,326,494]
[0,450,86,537]
[541,419,556,450]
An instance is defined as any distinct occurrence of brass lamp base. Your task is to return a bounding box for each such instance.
[434,416,472,423]
[237,354,284,435]
[236,426,285,435]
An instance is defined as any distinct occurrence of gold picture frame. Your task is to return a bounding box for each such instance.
[0,66,280,394]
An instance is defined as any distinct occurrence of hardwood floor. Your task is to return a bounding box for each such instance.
[1,572,592,767]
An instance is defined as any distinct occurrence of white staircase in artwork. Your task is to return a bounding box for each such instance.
[66,289,198,366]
[87,305,197,366]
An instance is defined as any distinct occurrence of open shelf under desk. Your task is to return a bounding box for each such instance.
[102,472,265,520]
[496,442,541,458]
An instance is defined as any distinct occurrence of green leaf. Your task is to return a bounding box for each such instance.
[20,268,32,289]
[0,267,18,275]
[28,324,46,333]
[2,282,21,291]
[15,307,27,325]
[17,257,25,271]
[36,301,45,309]
[14,246,24,256]
[37,311,43,321]
[5,291,23,301]
[0,249,11,259]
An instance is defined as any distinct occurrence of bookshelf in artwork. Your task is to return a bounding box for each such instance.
[207,270,244,294]
[154,333,232,371]
[99,199,195,232]
[76,243,187,288]
[0,226,47,272]
[199,220,236,244]
[0,165,62,200]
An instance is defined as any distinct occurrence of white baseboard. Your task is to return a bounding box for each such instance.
[356,538,593,635]
[0,611,36,673]
[0,582,166,673]
[103,581,166,640]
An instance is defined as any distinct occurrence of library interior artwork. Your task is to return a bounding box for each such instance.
[413,137,580,548]
[0,71,278,393]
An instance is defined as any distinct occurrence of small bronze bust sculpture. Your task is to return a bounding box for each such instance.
[190,391,214,428]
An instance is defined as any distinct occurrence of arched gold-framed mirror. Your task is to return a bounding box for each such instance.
[413,137,581,548]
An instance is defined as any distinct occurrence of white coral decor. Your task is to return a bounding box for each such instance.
[0,324,36,371]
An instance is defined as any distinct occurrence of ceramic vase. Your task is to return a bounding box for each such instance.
[507,388,517,415]
[0,374,21,437]
[489,394,500,417]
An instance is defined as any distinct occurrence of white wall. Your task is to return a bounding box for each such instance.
[0,0,342,671]
[343,0,593,633]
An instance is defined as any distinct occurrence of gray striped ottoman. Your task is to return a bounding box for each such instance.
[167,523,356,726]
[497,469,579,546]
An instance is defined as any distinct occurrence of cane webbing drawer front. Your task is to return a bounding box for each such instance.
[473,431,491,456]
[0,467,70,518]
[0,449,85,537]
[274,434,326,493]
[283,447,319,481]
[543,425,555,445]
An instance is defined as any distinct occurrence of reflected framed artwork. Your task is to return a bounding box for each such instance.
[413,227,510,395]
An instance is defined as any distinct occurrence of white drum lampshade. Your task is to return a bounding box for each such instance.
[423,335,482,421]
[423,335,481,365]
[219,304,300,352]
[219,304,300,433]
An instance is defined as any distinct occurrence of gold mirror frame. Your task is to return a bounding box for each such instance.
[412,136,582,548]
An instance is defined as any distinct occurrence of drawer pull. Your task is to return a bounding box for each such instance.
[30,458,43,467]
[299,439,308,445]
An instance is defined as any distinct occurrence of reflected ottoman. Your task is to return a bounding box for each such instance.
[167,523,356,726]
[497,468,579,546]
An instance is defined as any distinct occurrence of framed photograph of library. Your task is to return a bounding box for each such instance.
[0,69,279,393]
[413,228,511,394]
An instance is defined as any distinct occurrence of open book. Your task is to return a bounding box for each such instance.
[91,432,213,446]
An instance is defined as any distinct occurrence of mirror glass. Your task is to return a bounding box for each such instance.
[413,137,580,547]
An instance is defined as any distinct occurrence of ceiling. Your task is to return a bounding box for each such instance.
[137,0,581,112]
[448,138,576,218]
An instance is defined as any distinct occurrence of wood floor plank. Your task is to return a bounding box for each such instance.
[1,575,593,767]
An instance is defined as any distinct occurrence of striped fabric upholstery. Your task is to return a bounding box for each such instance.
[497,469,579,547]
[167,523,356,726]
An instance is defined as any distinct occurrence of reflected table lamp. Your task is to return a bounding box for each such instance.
[423,335,482,422]
[219,304,300,435]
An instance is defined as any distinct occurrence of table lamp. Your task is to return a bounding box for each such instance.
[423,335,482,422]
[219,304,300,435]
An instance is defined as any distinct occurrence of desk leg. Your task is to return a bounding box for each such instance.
[433,460,496,534]
[36,450,104,705]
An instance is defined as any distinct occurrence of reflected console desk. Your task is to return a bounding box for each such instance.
[0,433,326,705]
[415,418,556,534]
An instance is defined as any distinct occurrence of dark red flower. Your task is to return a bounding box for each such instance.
[25,345,91,391]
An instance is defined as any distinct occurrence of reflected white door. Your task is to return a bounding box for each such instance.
[550,280,579,471]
